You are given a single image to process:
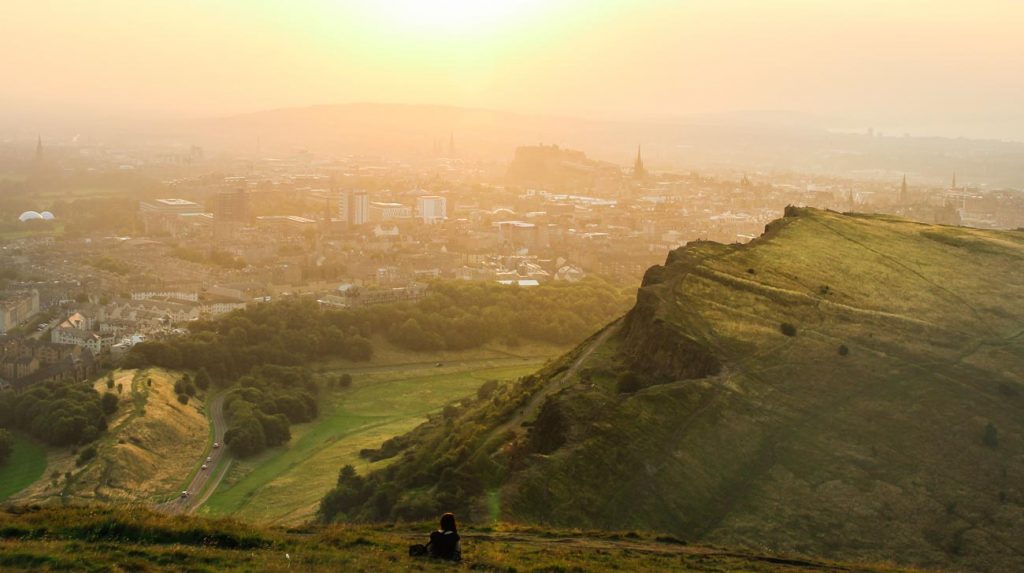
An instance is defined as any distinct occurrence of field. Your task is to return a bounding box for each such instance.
[0,434,47,502]
[11,368,211,505]
[200,350,552,525]
[0,505,922,572]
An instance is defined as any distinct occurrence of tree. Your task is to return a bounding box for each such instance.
[106,374,115,390]
[780,322,798,337]
[0,429,13,465]
[195,368,213,390]
[177,393,190,405]
[101,393,119,415]
[116,383,123,395]
[338,373,353,388]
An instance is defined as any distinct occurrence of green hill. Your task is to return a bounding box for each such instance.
[0,505,921,572]
[321,208,1024,572]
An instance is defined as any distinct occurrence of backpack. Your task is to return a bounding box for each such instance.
[408,543,428,557]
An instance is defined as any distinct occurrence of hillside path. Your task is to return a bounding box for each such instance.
[156,394,228,515]
[489,320,620,442]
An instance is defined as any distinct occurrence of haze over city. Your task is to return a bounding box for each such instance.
[2,3,1023,572]
[3,0,1024,141]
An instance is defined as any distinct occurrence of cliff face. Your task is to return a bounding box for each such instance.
[330,209,1024,573]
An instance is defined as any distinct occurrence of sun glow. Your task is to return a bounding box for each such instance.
[362,0,549,36]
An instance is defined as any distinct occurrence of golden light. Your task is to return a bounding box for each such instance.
[361,0,550,37]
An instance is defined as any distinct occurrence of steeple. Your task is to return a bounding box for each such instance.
[632,145,647,179]
[951,172,957,190]
[899,174,908,204]
[448,132,455,158]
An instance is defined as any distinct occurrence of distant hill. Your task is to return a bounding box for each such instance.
[322,208,1024,572]
[175,103,1024,186]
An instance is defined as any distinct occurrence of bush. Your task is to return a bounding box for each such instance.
[177,393,190,405]
[101,393,119,415]
[983,422,999,448]
[76,445,97,467]
[780,322,797,337]
[476,379,499,400]
[0,429,13,465]
[617,372,645,394]
[837,344,849,356]
[338,374,353,388]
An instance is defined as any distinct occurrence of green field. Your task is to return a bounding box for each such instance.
[0,433,47,502]
[200,356,548,524]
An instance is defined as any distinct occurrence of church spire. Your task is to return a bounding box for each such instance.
[899,174,908,204]
[633,145,647,179]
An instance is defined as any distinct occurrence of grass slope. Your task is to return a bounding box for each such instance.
[11,369,210,505]
[0,434,47,502]
[343,209,1024,573]
[0,506,922,572]
[201,356,547,525]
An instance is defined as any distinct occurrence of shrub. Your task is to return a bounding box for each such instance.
[0,429,13,465]
[76,445,97,467]
[338,374,353,388]
[837,344,849,356]
[983,422,999,448]
[101,392,119,415]
[617,372,645,394]
[780,322,797,337]
[177,393,190,405]
[477,379,500,400]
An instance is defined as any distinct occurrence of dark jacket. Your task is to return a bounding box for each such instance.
[428,530,461,561]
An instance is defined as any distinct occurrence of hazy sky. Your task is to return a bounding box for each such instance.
[3,0,1023,139]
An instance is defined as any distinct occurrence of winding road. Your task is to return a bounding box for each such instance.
[156,394,228,515]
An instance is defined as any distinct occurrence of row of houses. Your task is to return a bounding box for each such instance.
[0,337,97,391]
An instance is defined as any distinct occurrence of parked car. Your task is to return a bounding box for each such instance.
[201,464,208,470]
[213,442,220,449]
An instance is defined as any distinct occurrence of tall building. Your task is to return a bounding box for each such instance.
[633,145,647,179]
[338,191,370,225]
[899,175,909,204]
[416,195,447,223]
[214,189,250,223]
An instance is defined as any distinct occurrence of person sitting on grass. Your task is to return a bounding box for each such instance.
[407,509,460,560]
[429,512,461,560]
[410,512,462,561]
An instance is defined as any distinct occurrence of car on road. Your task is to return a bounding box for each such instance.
[206,456,212,463]
[213,442,220,448]
[180,491,189,498]
[201,464,208,470]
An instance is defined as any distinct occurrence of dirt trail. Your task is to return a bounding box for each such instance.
[488,320,620,442]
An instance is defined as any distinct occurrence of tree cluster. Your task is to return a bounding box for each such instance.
[222,365,315,457]
[0,379,108,446]
[124,300,374,380]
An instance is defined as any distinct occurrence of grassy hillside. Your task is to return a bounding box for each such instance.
[324,209,1024,572]
[0,433,47,502]
[0,505,922,572]
[12,369,211,505]
[201,354,547,525]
